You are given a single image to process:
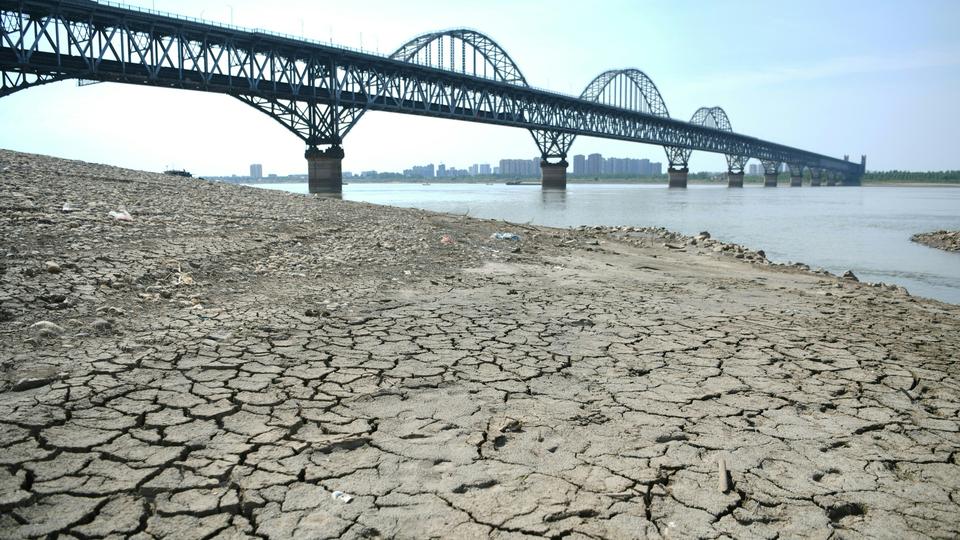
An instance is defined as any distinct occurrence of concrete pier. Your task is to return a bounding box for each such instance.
[668,167,688,188]
[306,145,344,194]
[826,176,837,187]
[810,173,821,187]
[764,172,778,187]
[790,175,803,187]
[727,171,744,188]
[540,160,568,189]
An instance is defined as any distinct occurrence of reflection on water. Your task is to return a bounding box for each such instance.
[540,188,567,209]
[250,182,960,304]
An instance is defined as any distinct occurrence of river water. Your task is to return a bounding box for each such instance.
[253,182,960,304]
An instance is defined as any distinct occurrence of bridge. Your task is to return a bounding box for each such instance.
[1,0,866,193]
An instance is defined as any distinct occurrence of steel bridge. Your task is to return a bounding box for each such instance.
[0,0,865,192]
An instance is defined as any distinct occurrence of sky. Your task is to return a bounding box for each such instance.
[1,0,959,176]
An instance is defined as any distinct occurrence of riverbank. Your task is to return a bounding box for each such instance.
[1,149,958,538]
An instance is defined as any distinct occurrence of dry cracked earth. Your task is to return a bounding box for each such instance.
[1,149,959,539]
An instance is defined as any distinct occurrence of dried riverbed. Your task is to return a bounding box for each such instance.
[1,149,958,538]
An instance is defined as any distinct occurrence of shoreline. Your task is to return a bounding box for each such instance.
[1,149,958,538]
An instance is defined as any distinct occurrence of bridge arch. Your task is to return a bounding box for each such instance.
[580,68,670,117]
[576,68,678,172]
[390,29,529,86]
[681,106,747,174]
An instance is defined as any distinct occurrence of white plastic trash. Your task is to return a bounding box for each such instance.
[331,490,354,503]
[108,210,133,221]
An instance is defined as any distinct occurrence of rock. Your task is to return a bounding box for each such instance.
[842,270,859,282]
[30,320,65,337]
[911,230,960,252]
[91,318,113,332]
[12,376,57,392]
[45,261,61,274]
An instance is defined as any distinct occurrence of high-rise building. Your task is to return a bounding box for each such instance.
[478,164,491,175]
[573,154,586,176]
[498,158,539,177]
[639,159,651,176]
[437,164,446,177]
[249,163,263,179]
[586,153,602,176]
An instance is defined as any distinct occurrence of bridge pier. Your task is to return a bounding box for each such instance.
[826,174,837,187]
[668,167,688,188]
[727,171,744,188]
[306,145,344,194]
[810,170,821,187]
[790,174,803,187]
[764,172,778,187]
[540,160,568,189]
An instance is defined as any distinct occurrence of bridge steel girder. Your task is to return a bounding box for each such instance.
[0,0,862,179]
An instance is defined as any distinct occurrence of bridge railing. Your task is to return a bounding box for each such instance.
[79,0,380,57]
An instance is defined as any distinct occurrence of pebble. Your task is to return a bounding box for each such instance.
[45,261,61,273]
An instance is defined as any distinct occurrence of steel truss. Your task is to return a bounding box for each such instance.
[0,0,862,180]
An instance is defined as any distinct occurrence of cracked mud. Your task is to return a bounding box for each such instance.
[1,149,959,539]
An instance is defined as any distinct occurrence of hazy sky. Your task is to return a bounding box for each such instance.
[2,0,958,176]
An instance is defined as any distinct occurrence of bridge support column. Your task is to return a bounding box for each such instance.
[540,159,568,189]
[668,167,688,188]
[826,174,837,187]
[727,171,744,188]
[790,174,803,187]
[306,145,344,194]
[764,173,778,187]
[810,171,821,187]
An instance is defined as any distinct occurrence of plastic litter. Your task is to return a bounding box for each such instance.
[439,234,455,245]
[490,232,520,241]
[61,202,76,213]
[108,209,133,221]
[331,490,354,503]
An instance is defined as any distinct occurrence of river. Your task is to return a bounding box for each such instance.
[250,182,960,304]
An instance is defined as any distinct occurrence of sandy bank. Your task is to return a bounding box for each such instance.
[1,149,958,538]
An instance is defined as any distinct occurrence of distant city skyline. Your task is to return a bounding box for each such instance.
[1,0,957,175]
[235,153,667,180]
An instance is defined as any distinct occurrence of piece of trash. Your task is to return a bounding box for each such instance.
[61,202,76,213]
[718,457,729,493]
[491,232,520,241]
[331,490,354,503]
[439,234,455,245]
[108,209,133,221]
